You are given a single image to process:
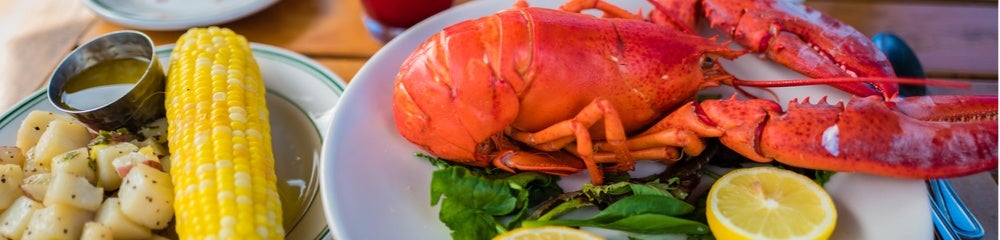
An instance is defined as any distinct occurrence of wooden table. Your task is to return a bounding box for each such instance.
[0,0,996,239]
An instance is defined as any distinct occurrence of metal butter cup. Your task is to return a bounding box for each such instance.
[47,30,166,131]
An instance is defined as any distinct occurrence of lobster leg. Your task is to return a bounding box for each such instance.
[505,98,633,184]
[557,0,644,20]
[648,0,698,33]
[560,0,699,34]
[585,128,709,165]
[588,101,728,163]
[490,150,586,176]
[588,98,770,164]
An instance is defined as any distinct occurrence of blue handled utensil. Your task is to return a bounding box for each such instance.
[930,194,963,240]
[930,179,985,239]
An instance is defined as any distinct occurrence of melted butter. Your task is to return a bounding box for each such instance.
[59,58,149,110]
[266,93,321,232]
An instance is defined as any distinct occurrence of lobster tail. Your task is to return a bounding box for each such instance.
[393,14,522,164]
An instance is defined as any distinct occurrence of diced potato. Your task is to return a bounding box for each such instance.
[111,149,162,178]
[0,146,25,166]
[118,164,173,230]
[137,146,157,159]
[20,156,48,178]
[15,110,68,153]
[0,196,41,239]
[134,146,167,176]
[0,164,24,211]
[93,142,138,191]
[30,119,91,172]
[93,198,151,240]
[18,173,51,203]
[44,174,103,212]
[130,138,169,158]
[20,203,94,240]
[80,222,113,240]
[51,147,96,184]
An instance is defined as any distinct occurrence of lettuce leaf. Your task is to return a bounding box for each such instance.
[424,154,562,240]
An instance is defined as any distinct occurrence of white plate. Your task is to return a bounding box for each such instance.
[320,1,932,239]
[0,43,341,239]
[83,0,278,30]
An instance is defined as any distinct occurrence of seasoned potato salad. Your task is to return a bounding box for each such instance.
[0,110,173,240]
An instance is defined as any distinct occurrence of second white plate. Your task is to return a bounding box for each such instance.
[83,0,278,30]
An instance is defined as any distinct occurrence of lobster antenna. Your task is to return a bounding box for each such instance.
[731,81,779,100]
[731,77,972,89]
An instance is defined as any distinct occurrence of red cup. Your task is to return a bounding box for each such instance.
[361,0,453,43]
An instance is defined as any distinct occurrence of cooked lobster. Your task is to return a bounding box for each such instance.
[391,0,998,184]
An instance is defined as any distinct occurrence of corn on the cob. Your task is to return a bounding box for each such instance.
[165,27,283,239]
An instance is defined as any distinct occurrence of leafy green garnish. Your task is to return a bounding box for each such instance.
[813,170,836,186]
[627,181,677,197]
[525,179,711,236]
[88,158,97,172]
[61,151,79,161]
[423,154,562,240]
[420,137,839,239]
[523,194,709,234]
[88,128,133,146]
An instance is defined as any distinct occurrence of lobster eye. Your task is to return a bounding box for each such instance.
[700,55,716,70]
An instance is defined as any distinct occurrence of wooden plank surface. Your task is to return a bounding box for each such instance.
[314,58,368,83]
[79,0,384,58]
[809,1,998,79]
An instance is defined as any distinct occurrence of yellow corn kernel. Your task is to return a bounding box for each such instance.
[165,27,283,240]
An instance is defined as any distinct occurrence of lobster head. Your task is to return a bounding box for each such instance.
[392,18,521,167]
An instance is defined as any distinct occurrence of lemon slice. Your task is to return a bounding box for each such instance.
[706,167,837,240]
[493,226,605,240]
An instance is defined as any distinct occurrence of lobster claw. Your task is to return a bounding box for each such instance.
[699,95,998,179]
[650,0,899,98]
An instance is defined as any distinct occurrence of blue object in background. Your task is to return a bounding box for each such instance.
[872,32,927,96]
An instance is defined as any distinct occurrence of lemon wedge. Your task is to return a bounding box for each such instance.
[493,226,605,240]
[706,167,837,240]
